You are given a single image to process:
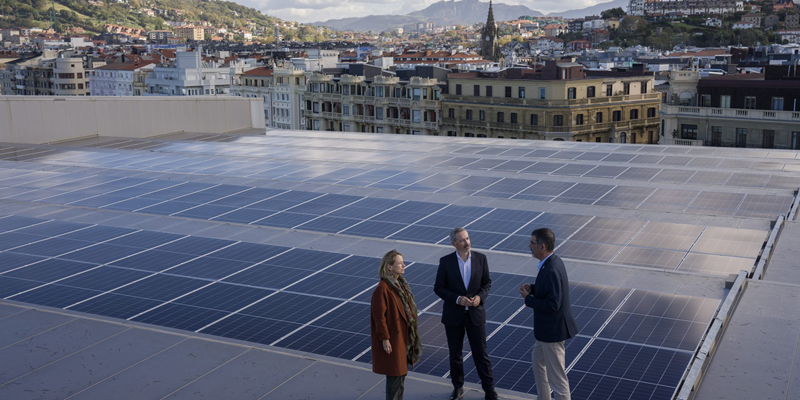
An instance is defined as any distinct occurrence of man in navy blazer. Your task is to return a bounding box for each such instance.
[519,228,578,400]
[434,227,498,400]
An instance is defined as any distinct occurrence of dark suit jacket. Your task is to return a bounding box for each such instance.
[434,251,491,327]
[525,254,579,342]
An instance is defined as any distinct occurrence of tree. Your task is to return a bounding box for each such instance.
[601,7,626,20]
[619,16,647,33]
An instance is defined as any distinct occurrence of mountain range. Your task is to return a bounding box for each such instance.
[312,0,628,32]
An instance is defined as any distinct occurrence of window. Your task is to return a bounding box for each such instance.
[412,110,420,123]
[474,85,480,96]
[448,108,455,118]
[720,95,731,108]
[711,126,723,146]
[681,124,698,140]
[505,86,512,97]
[567,87,576,100]
[539,87,546,99]
[744,96,756,109]
[640,83,647,94]
[466,110,473,120]
[606,84,613,96]
[630,109,639,120]
[477,134,487,138]
[576,114,584,125]
[343,85,350,95]
[620,132,627,143]
[519,87,525,99]
[612,111,622,121]
[700,94,711,107]
[596,137,602,143]
[486,86,492,97]
[376,108,384,120]
[647,107,656,118]
[792,132,800,150]
[553,115,564,126]
[313,102,319,113]
[763,130,775,148]
[772,97,784,111]
[343,105,350,116]
[465,132,475,137]
[736,128,747,147]
[587,86,595,98]
[510,113,517,123]
[479,110,485,121]
[631,132,636,144]
[596,112,603,123]
[624,83,630,95]
[456,84,462,95]
[77,83,83,89]
[447,131,457,137]
[412,88,421,100]
[530,114,538,125]
[497,112,504,123]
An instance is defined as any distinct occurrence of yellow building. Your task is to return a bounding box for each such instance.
[440,61,661,143]
[174,26,203,41]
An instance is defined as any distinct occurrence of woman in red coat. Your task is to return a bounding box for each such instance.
[370,250,422,400]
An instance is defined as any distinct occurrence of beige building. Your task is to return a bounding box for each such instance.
[440,63,661,143]
[272,66,306,130]
[53,58,91,96]
[303,73,441,134]
[174,26,204,41]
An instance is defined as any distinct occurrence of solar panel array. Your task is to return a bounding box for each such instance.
[0,215,719,400]
[0,140,795,219]
[0,167,766,276]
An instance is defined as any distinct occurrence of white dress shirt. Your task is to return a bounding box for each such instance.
[457,251,471,309]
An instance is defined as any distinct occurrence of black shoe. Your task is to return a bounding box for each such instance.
[484,390,499,400]
[449,387,465,400]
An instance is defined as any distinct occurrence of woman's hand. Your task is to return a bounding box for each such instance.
[382,339,392,354]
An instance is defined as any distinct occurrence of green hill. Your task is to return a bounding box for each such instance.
[0,0,314,39]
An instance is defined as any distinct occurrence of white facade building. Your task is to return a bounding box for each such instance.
[90,61,156,96]
[145,49,230,96]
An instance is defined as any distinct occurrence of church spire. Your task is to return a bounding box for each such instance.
[487,0,495,27]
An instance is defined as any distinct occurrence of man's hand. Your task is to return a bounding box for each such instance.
[457,296,471,306]
[519,283,531,298]
[382,339,392,354]
[470,296,481,307]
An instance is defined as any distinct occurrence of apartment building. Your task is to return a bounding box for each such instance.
[52,57,91,96]
[89,61,156,96]
[440,61,661,143]
[1,58,54,96]
[144,50,230,96]
[174,26,203,41]
[229,66,274,127]
[633,0,744,17]
[660,66,800,148]
[303,65,444,134]
[272,66,306,130]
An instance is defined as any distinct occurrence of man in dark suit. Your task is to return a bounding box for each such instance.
[519,228,578,400]
[434,227,498,400]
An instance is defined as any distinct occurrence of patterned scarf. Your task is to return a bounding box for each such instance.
[384,274,422,367]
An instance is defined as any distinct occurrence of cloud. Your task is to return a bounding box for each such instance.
[237,0,608,23]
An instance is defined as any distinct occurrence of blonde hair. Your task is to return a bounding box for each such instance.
[379,249,402,280]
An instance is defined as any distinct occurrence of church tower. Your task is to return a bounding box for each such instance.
[480,0,501,61]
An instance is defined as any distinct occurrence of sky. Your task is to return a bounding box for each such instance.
[240,0,611,24]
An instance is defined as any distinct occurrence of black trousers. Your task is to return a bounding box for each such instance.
[386,375,405,400]
[445,311,495,392]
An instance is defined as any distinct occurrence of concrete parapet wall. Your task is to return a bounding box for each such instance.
[0,96,266,144]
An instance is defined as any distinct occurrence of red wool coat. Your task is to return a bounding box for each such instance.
[370,279,410,376]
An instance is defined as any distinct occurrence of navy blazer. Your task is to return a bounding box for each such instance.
[434,251,492,327]
[524,254,579,342]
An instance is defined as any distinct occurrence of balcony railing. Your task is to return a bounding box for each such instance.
[660,137,705,146]
[442,93,660,108]
[664,105,800,121]
[441,117,659,133]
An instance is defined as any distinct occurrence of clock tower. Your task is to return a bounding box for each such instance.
[480,0,501,62]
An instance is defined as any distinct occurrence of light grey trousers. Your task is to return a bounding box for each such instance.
[532,340,571,400]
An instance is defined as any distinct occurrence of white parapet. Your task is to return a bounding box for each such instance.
[0,96,266,144]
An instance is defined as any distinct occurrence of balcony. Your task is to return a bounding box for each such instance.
[662,105,800,122]
[442,93,661,108]
[660,137,705,146]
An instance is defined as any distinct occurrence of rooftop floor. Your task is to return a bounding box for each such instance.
[0,130,798,400]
